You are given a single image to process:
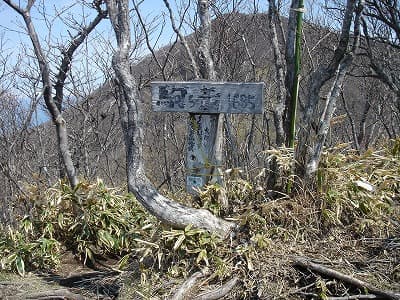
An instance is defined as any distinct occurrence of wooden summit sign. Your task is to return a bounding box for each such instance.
[152,82,263,114]
[151,81,264,193]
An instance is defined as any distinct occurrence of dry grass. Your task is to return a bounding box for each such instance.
[118,140,399,299]
[1,140,399,299]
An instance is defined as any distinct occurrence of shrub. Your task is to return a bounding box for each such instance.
[0,179,157,273]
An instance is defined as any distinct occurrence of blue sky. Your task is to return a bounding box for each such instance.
[0,0,273,55]
[0,0,196,123]
[0,0,323,124]
[0,0,193,83]
[0,0,270,95]
[0,0,176,56]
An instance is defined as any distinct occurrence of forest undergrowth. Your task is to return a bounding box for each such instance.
[0,139,399,299]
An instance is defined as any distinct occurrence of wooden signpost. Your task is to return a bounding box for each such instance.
[151,81,264,193]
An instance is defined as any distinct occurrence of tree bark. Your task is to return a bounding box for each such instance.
[284,0,300,139]
[194,0,224,188]
[193,277,239,300]
[268,1,286,147]
[171,271,205,300]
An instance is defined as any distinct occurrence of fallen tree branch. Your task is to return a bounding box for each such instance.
[327,295,379,299]
[293,257,400,300]
[0,281,29,286]
[58,270,119,287]
[8,288,85,300]
[193,277,240,300]
[290,281,317,294]
[171,271,206,300]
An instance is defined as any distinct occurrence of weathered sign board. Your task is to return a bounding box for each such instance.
[151,81,264,193]
[152,82,263,114]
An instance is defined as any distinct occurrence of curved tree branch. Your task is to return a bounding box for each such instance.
[106,0,235,238]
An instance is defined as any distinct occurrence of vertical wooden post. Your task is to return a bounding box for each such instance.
[186,113,223,191]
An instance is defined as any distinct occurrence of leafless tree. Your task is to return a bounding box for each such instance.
[360,0,400,137]
[295,0,365,183]
[133,0,183,190]
[105,0,234,237]
[3,0,107,188]
[362,0,400,97]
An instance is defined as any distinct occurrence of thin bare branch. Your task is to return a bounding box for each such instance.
[294,257,400,300]
[163,0,201,79]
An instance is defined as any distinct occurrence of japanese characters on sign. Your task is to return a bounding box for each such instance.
[151,81,264,114]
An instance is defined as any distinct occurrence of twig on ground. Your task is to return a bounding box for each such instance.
[0,281,28,285]
[293,257,400,300]
[170,269,239,300]
[296,291,319,298]
[327,295,379,299]
[193,277,239,300]
[7,288,85,300]
[290,281,317,294]
[170,271,206,300]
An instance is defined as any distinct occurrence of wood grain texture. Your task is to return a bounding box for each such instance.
[186,114,223,193]
[151,81,264,114]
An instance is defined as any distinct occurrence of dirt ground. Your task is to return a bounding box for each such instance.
[1,229,399,300]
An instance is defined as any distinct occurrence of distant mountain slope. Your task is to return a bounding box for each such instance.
[0,12,395,208]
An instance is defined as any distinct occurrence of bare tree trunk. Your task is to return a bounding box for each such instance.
[265,0,290,189]
[134,0,182,190]
[268,0,288,147]
[224,115,240,167]
[106,0,235,237]
[357,100,371,150]
[284,0,300,140]
[295,0,364,183]
[307,57,354,172]
[3,1,73,184]
[197,0,217,81]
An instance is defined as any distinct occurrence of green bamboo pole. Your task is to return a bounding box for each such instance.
[288,0,304,148]
[287,0,304,193]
